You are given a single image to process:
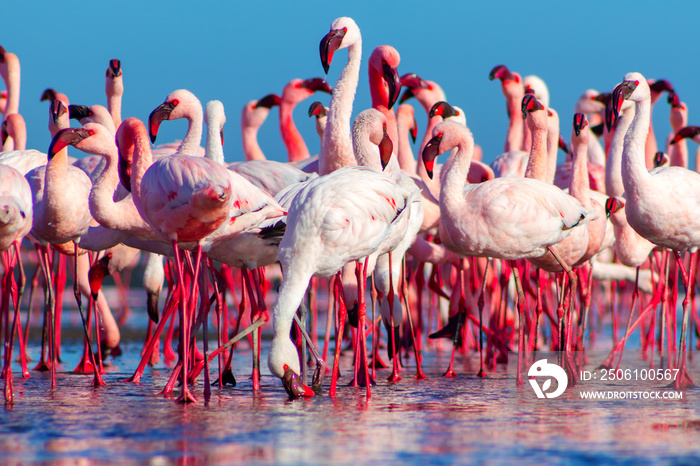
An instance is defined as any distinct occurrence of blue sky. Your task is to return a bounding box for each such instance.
[3,1,699,166]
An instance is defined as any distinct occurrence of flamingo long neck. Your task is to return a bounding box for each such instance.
[644,115,657,170]
[570,133,590,208]
[279,99,310,162]
[605,107,634,198]
[131,130,154,214]
[440,136,473,217]
[320,40,361,175]
[241,121,266,161]
[621,97,652,201]
[396,113,417,173]
[4,58,20,116]
[669,114,688,169]
[177,105,203,156]
[545,121,559,184]
[89,145,123,227]
[524,119,548,181]
[107,91,122,129]
[205,123,225,166]
[417,113,443,198]
[505,94,524,153]
[13,124,26,151]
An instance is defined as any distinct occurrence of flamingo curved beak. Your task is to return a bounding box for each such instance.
[605,197,624,218]
[649,79,674,95]
[255,93,281,109]
[308,101,327,118]
[281,367,315,399]
[148,101,176,144]
[653,151,669,168]
[301,77,332,94]
[1,120,8,145]
[410,117,417,144]
[379,126,393,170]
[429,101,458,119]
[521,94,544,119]
[118,155,132,192]
[400,73,428,90]
[398,88,415,105]
[573,113,588,137]
[69,104,93,121]
[383,61,402,110]
[48,127,92,159]
[667,92,683,109]
[106,59,122,78]
[50,99,67,125]
[607,80,637,131]
[489,64,515,82]
[147,290,160,324]
[40,88,57,102]
[320,27,346,74]
[671,126,700,145]
[88,253,112,301]
[422,134,442,179]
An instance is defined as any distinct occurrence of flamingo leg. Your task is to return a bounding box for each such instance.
[673,251,696,389]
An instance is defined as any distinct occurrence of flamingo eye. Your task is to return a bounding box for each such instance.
[88,130,95,136]
[295,82,302,89]
[456,111,460,116]
[343,27,347,33]
[481,176,488,182]
[283,364,289,370]
[107,253,112,259]
[172,99,179,107]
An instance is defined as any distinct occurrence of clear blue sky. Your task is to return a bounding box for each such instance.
[3,1,699,166]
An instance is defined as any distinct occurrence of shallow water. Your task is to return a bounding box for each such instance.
[2,296,700,465]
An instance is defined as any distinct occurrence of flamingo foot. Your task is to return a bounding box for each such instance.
[477,369,487,378]
[672,364,695,390]
[177,386,197,404]
[443,369,457,378]
[213,369,237,387]
[73,358,96,374]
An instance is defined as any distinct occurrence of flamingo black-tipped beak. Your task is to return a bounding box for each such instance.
[379,127,393,171]
[106,59,122,78]
[592,92,612,106]
[320,27,347,74]
[118,155,132,192]
[308,101,327,118]
[653,151,669,168]
[382,61,402,110]
[50,99,67,125]
[488,64,515,82]
[558,135,569,155]
[573,113,588,137]
[605,197,625,218]
[410,117,417,144]
[48,127,92,159]
[301,77,332,94]
[40,88,57,102]
[671,126,700,145]
[400,73,429,90]
[0,45,5,63]
[649,79,674,95]
[88,253,112,301]
[282,367,315,399]
[69,104,93,121]
[667,92,682,109]
[255,93,281,109]
[1,121,8,145]
[429,101,458,119]
[399,88,415,104]
[521,94,544,119]
[148,101,176,144]
[147,290,160,324]
[607,81,636,131]
[422,134,442,180]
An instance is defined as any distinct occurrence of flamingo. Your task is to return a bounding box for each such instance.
[670,125,700,172]
[148,89,206,157]
[279,78,332,162]
[610,72,700,389]
[489,64,525,152]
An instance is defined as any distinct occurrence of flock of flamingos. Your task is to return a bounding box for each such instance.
[0,16,699,403]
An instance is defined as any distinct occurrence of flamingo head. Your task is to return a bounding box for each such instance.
[88,252,112,301]
[430,101,460,120]
[573,113,588,137]
[523,75,550,108]
[301,77,332,94]
[521,94,544,120]
[308,101,327,119]
[254,93,281,110]
[605,197,625,218]
[671,126,700,145]
[320,17,359,74]
[608,75,643,129]
[648,78,674,103]
[653,151,669,168]
[148,100,177,143]
[106,59,122,78]
[68,104,94,121]
[40,88,69,107]
[422,134,441,180]
[488,64,516,82]
[48,127,94,159]
[268,337,314,399]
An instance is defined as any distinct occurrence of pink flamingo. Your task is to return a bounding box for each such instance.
[611,72,700,389]
[279,78,332,162]
[241,93,280,161]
